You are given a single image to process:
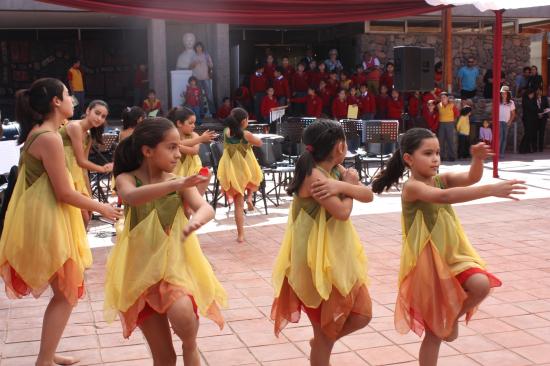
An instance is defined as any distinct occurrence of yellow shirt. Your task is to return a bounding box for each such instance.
[456,116,470,135]
[438,102,456,122]
[68,67,84,92]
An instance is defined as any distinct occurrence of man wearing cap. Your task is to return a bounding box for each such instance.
[324,49,343,73]
[457,57,480,99]
[437,92,459,161]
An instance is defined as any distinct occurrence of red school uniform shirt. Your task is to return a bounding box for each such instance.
[250,72,268,95]
[347,95,359,106]
[292,94,323,118]
[216,104,232,119]
[358,92,376,115]
[272,76,291,100]
[376,94,390,118]
[282,65,295,80]
[264,63,276,82]
[332,98,349,120]
[379,72,394,91]
[260,95,279,119]
[408,96,421,118]
[307,70,322,90]
[326,79,339,96]
[184,86,201,107]
[352,72,367,88]
[319,87,332,109]
[387,97,404,119]
[143,98,161,112]
[291,71,309,93]
[423,107,439,132]
[422,91,437,105]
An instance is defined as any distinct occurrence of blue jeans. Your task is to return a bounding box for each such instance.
[499,121,508,156]
[187,105,202,125]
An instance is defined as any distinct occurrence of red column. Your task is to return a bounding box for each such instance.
[492,10,503,178]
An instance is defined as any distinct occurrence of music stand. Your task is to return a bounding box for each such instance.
[360,120,399,182]
[89,133,118,204]
[277,117,315,161]
[269,105,287,133]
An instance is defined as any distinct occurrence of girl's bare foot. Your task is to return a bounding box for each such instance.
[54,354,79,365]
[237,233,245,243]
[246,200,254,212]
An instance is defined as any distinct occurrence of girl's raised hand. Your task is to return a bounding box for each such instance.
[176,175,209,190]
[342,168,360,185]
[491,179,527,201]
[311,178,340,200]
[98,203,124,221]
[470,142,493,160]
[200,130,218,143]
[103,163,114,173]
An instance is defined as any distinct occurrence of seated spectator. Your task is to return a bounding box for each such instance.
[358,84,376,120]
[379,62,394,92]
[291,87,323,118]
[375,84,390,119]
[216,97,232,120]
[273,67,291,105]
[331,89,349,120]
[143,89,163,116]
[260,87,280,122]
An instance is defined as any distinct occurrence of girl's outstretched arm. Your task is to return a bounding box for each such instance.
[243,130,263,147]
[442,142,491,188]
[116,173,207,206]
[180,186,215,236]
[403,178,526,205]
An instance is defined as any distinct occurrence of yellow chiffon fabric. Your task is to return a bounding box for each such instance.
[217,129,263,197]
[395,176,497,339]
[59,125,91,196]
[0,132,91,305]
[175,154,202,177]
[271,168,370,338]
[104,189,227,337]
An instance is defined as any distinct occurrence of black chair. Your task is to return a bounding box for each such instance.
[209,141,225,210]
[277,117,315,163]
[357,120,399,184]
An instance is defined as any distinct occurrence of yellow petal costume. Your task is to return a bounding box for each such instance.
[395,175,501,339]
[216,128,263,198]
[174,134,202,177]
[59,124,91,196]
[104,177,227,338]
[271,168,371,340]
[0,131,91,305]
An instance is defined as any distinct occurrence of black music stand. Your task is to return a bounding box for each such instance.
[360,120,399,183]
[89,133,118,225]
[277,117,316,162]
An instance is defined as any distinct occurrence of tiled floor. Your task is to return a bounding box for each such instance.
[1,195,550,365]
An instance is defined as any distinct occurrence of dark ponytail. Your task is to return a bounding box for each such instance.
[224,107,248,140]
[286,119,346,195]
[113,117,176,177]
[15,77,65,144]
[371,128,436,193]
[166,106,195,126]
[86,99,109,145]
[122,106,146,130]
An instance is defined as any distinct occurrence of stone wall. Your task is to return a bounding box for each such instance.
[355,33,532,92]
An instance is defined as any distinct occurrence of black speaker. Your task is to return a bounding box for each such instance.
[394,46,421,91]
[420,48,435,91]
[394,46,435,91]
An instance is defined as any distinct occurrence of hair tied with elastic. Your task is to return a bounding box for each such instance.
[125,106,131,112]
[305,144,314,153]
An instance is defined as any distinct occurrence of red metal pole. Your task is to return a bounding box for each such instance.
[492,10,503,178]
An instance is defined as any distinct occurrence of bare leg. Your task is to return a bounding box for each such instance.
[245,189,254,211]
[35,278,77,366]
[336,313,371,340]
[234,194,245,242]
[167,296,201,366]
[139,312,177,366]
[310,323,334,366]
[81,210,90,229]
[419,330,442,366]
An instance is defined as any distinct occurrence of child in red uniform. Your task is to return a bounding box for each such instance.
[347,86,359,106]
[292,63,309,115]
[332,89,349,120]
[407,91,422,129]
[143,89,162,116]
[352,65,368,88]
[291,87,323,118]
[375,85,390,119]
[317,62,329,85]
[250,64,268,122]
[261,87,280,122]
[307,60,322,90]
[359,84,376,120]
[281,57,295,80]
[216,97,232,120]
[387,89,404,122]
[422,89,438,106]
[326,71,339,96]
[264,55,276,82]
[319,80,333,116]
[234,78,252,114]
[380,62,394,92]
[340,73,352,91]
[422,100,439,133]
[272,67,291,105]
[183,77,202,124]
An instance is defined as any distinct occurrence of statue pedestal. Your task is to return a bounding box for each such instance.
[170,70,192,108]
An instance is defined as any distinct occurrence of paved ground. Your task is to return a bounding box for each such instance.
[1,153,550,365]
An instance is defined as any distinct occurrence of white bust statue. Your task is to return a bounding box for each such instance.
[176,33,197,70]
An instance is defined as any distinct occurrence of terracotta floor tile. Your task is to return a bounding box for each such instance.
[262,357,310,366]
[468,349,532,366]
[486,330,545,348]
[329,352,370,365]
[524,327,550,343]
[340,332,393,350]
[100,344,151,363]
[447,335,502,353]
[501,314,550,330]
[464,318,518,334]
[202,348,258,366]
[438,355,481,366]
[356,345,415,365]
[512,343,550,364]
[197,334,244,352]
[249,343,303,362]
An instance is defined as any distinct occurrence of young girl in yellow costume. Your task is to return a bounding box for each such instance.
[372,128,526,366]
[104,118,227,365]
[271,120,374,366]
[59,99,113,226]
[217,107,263,242]
[0,78,122,366]
[166,106,217,196]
